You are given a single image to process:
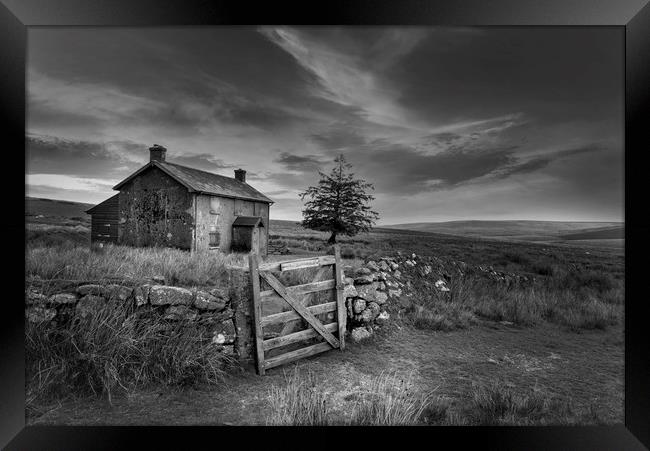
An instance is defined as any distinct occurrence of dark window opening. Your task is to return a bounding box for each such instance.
[209,231,220,247]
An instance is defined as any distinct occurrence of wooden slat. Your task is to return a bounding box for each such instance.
[280,258,319,271]
[259,272,340,348]
[264,341,334,370]
[261,302,337,326]
[258,255,336,272]
[334,245,346,351]
[263,322,338,351]
[248,254,266,376]
[279,265,331,336]
[259,279,335,300]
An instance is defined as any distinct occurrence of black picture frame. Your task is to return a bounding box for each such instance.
[2,1,648,449]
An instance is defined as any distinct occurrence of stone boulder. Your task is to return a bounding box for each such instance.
[104,284,133,301]
[351,327,372,342]
[356,284,378,302]
[366,261,380,272]
[211,319,236,344]
[390,262,399,271]
[26,306,56,323]
[357,308,374,323]
[379,261,390,272]
[352,298,367,314]
[26,289,47,305]
[375,291,388,305]
[376,311,390,324]
[343,284,358,298]
[355,268,372,277]
[48,293,77,305]
[434,280,450,292]
[354,275,374,285]
[133,284,151,307]
[149,285,194,306]
[76,284,104,296]
[344,277,355,286]
[366,301,381,319]
[76,295,105,319]
[194,291,226,311]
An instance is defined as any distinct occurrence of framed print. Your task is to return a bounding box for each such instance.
[1,0,649,449]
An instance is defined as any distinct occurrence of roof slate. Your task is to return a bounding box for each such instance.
[113,161,273,204]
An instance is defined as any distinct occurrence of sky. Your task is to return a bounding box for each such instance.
[26,27,624,224]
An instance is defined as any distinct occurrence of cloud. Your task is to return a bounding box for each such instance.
[168,154,238,172]
[274,152,329,172]
[26,134,146,178]
[259,27,422,130]
[492,143,606,179]
[27,173,120,192]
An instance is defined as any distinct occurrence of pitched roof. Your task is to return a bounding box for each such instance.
[232,216,265,227]
[86,193,119,214]
[113,161,273,204]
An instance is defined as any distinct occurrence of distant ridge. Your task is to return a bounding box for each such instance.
[26,197,94,218]
[382,220,623,241]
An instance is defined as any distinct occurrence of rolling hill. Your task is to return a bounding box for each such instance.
[26,197,94,219]
[382,220,623,242]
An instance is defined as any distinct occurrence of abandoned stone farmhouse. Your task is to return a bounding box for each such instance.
[86,144,273,255]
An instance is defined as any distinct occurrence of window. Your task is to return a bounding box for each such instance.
[209,225,220,248]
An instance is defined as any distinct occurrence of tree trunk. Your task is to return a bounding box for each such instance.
[327,232,337,244]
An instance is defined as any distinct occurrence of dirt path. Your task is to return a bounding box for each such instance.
[31,322,623,425]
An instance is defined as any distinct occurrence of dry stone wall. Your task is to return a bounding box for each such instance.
[25,270,253,360]
[341,256,404,342]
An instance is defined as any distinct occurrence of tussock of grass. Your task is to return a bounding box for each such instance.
[467,383,574,425]
[266,367,330,425]
[407,304,478,332]
[26,300,235,413]
[266,368,436,426]
[349,371,435,425]
[26,244,247,287]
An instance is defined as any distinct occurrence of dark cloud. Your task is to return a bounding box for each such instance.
[274,152,329,172]
[347,140,518,194]
[26,135,145,178]
[493,143,606,179]
[309,124,367,151]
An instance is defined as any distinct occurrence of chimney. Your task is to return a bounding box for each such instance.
[149,144,167,162]
[234,168,246,183]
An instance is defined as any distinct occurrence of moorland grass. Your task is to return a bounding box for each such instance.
[26,244,248,287]
[26,300,235,415]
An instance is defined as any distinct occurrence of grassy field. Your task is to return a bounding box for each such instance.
[382,219,624,247]
[25,198,624,426]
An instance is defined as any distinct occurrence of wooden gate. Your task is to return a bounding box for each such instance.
[248,246,346,375]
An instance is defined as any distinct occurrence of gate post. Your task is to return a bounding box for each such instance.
[228,267,255,366]
[248,253,266,375]
[334,245,346,351]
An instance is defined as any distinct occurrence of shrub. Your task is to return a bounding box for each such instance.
[266,367,330,425]
[25,300,234,412]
